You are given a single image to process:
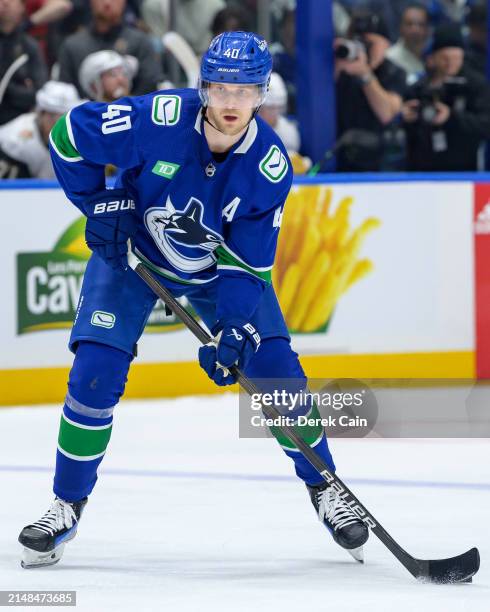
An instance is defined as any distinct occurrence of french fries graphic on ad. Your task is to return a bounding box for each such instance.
[273,186,381,333]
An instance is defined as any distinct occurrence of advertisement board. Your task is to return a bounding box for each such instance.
[276,182,473,356]
[0,178,482,404]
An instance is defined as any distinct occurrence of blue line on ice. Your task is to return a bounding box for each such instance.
[0,464,489,491]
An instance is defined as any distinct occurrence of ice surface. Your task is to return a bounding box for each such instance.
[0,394,489,612]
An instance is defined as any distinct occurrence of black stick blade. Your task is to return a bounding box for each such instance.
[416,547,480,584]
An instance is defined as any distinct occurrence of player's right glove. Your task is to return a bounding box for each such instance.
[82,189,137,271]
[198,320,261,386]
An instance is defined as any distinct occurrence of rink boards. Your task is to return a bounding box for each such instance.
[1,174,490,404]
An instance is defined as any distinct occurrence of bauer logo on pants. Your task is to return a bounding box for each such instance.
[91,311,116,329]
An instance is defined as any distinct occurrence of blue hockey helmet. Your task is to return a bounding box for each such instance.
[199,31,272,108]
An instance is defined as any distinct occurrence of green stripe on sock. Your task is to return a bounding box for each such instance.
[58,414,112,458]
[215,246,272,283]
[270,402,324,450]
[50,114,80,159]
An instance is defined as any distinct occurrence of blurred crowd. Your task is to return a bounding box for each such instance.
[0,0,488,178]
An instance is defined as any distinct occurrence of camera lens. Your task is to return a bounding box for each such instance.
[335,44,350,60]
[335,40,361,61]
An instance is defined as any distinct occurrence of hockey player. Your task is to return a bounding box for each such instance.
[258,72,300,154]
[18,31,369,569]
[78,50,137,102]
[0,81,80,179]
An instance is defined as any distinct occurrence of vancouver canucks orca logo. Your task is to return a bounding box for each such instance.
[144,196,223,273]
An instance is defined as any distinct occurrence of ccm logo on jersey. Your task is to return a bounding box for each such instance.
[93,199,135,214]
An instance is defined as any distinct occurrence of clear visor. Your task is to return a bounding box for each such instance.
[199,80,268,109]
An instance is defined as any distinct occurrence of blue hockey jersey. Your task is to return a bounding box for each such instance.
[49,88,293,323]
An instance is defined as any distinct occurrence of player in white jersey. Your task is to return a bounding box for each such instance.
[0,81,80,179]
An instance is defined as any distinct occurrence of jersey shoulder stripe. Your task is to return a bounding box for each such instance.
[215,243,272,283]
[49,110,82,162]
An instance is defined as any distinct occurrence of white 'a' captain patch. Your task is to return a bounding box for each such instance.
[259,145,288,183]
[151,95,181,126]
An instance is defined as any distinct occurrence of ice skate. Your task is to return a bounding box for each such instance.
[18,497,87,569]
[307,482,369,559]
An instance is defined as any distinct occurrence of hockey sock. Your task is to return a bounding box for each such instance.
[270,400,336,485]
[53,341,131,501]
[282,431,335,486]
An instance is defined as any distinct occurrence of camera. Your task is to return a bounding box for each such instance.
[335,12,384,62]
[409,80,443,124]
[351,13,381,37]
[335,39,366,61]
[417,88,439,124]
[411,77,468,124]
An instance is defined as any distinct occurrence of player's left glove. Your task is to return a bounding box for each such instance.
[198,320,261,386]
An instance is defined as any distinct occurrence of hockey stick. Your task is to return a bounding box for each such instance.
[162,31,200,88]
[308,130,381,176]
[0,54,28,105]
[127,249,480,584]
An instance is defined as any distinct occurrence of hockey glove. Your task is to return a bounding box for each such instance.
[82,189,137,271]
[198,320,261,386]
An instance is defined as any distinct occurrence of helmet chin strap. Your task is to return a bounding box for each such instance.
[202,108,223,134]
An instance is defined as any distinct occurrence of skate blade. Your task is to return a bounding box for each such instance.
[347,546,364,564]
[21,543,65,569]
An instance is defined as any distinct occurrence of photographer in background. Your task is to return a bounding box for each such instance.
[335,11,407,172]
[402,23,490,171]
